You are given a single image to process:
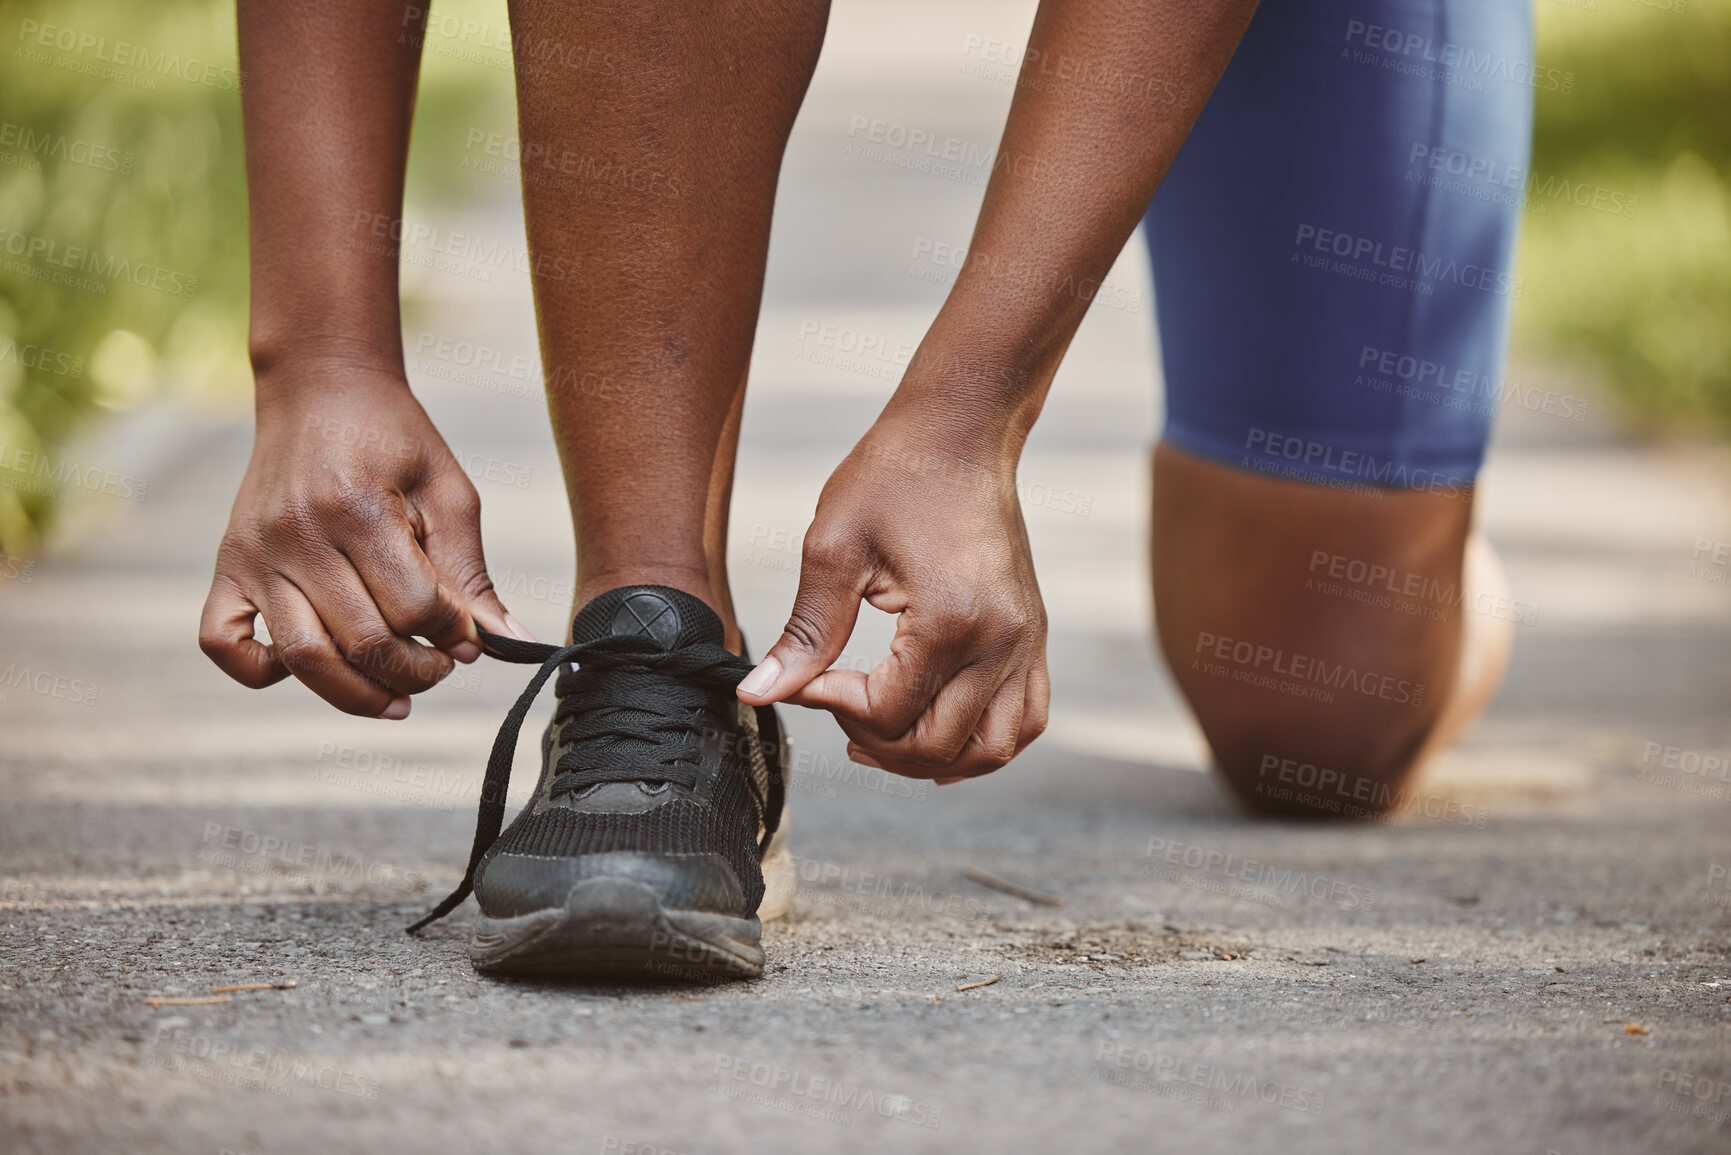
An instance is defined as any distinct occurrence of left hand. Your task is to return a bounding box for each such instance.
[735,412,1050,781]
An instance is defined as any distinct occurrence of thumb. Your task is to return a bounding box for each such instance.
[737,535,869,705]
[418,484,537,647]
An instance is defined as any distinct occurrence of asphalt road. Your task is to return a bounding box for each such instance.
[4,3,1731,1152]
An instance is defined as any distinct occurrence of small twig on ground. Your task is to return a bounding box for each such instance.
[956,975,1002,993]
[210,981,298,994]
[143,996,231,1007]
[964,868,1062,907]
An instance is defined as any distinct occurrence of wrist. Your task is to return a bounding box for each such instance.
[250,343,418,432]
[880,348,1046,469]
[859,401,1026,497]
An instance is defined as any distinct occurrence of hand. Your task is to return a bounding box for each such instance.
[736,414,1049,780]
[199,362,528,718]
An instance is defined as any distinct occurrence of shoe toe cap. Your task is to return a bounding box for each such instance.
[475,850,746,918]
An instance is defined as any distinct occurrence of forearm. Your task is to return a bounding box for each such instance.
[237,1,426,400]
[892,0,1258,449]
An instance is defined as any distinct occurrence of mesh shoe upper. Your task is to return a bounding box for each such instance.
[408,586,785,932]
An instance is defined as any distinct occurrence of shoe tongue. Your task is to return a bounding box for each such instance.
[570,585,724,652]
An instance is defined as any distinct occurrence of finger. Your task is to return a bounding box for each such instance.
[933,670,1028,780]
[868,669,1018,779]
[832,663,1005,776]
[846,746,884,769]
[415,472,533,644]
[259,581,411,718]
[199,574,290,689]
[794,602,981,740]
[339,501,481,660]
[841,746,959,786]
[737,528,870,705]
[1014,655,1051,755]
[291,556,454,695]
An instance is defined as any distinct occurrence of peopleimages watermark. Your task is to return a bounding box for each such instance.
[398,6,623,80]
[14,19,244,92]
[461,128,688,201]
[1354,344,1590,424]
[1687,538,1731,587]
[0,447,148,504]
[411,331,646,409]
[311,741,478,813]
[1306,547,1540,627]
[1143,836,1377,910]
[457,449,534,490]
[794,318,911,384]
[1092,1042,1327,1115]
[0,226,199,298]
[1292,223,1524,299]
[0,120,133,175]
[1405,143,1638,220]
[1637,741,1731,801]
[843,115,989,186]
[794,857,996,922]
[411,331,542,400]
[957,35,1188,106]
[197,823,429,895]
[907,237,1143,313]
[0,335,84,379]
[148,1027,382,1100]
[1253,754,1489,826]
[708,1054,943,1129]
[1243,426,1472,499]
[1654,1067,1731,1127]
[1190,629,1428,709]
[0,663,100,707]
[1705,863,1731,909]
[491,567,577,610]
[599,1138,685,1155]
[347,210,573,285]
[1341,19,1574,94]
[698,721,933,803]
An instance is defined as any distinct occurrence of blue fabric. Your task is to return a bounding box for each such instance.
[1145,0,1535,492]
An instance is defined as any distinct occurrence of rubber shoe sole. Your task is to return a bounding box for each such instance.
[469,818,796,981]
[470,876,765,980]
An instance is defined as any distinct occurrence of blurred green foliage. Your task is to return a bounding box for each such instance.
[0,0,510,558]
[1517,0,1731,429]
[0,0,249,554]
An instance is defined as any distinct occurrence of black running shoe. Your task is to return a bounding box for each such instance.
[409,585,793,980]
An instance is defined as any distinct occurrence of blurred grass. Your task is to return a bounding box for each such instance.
[1516,0,1731,429]
[0,0,248,555]
[0,0,513,558]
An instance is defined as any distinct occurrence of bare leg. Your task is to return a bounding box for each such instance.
[506,0,829,648]
[1151,442,1508,817]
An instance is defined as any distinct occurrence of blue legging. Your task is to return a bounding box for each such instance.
[1145,0,1535,493]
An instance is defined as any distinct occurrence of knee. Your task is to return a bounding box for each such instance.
[1204,711,1439,820]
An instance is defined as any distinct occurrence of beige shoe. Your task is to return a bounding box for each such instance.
[1427,532,1517,754]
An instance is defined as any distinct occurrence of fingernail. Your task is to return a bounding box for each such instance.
[737,656,780,697]
[848,748,884,770]
[381,696,411,721]
[504,614,538,642]
[449,640,482,663]
[935,776,963,786]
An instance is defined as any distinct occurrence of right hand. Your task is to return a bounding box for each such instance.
[199,363,526,718]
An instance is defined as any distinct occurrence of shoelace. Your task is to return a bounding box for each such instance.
[407,627,781,933]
